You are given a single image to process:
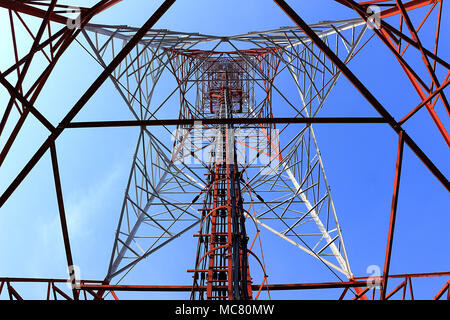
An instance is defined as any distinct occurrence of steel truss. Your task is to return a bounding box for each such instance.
[1,271,449,300]
[0,0,448,300]
[80,17,370,292]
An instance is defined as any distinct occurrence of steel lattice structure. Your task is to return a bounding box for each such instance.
[0,0,448,300]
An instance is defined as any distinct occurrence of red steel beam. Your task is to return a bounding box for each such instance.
[381,131,405,300]
[0,0,71,24]
[336,0,450,146]
[65,117,388,128]
[1,272,447,297]
[0,0,58,138]
[336,1,450,71]
[337,0,437,19]
[50,142,78,300]
[352,287,370,300]
[273,0,449,193]
[0,0,176,208]
[6,283,23,300]
[393,0,450,113]
[0,1,122,167]
[79,281,369,292]
[0,0,122,25]
[385,279,407,300]
[353,270,450,280]
[0,277,103,284]
[433,281,450,300]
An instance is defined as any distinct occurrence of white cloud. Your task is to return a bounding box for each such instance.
[64,164,123,241]
[30,164,124,276]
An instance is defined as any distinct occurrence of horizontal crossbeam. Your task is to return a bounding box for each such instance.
[65,117,388,128]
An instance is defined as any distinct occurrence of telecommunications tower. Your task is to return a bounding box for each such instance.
[0,0,449,300]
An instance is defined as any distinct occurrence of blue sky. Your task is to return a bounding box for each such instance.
[0,0,448,300]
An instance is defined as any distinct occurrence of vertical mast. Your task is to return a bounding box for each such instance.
[191,66,252,300]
